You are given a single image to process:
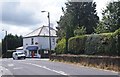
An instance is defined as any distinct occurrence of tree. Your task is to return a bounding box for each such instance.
[74,26,86,36]
[101,1,120,32]
[2,34,23,56]
[65,2,99,34]
[94,21,109,34]
[57,1,99,39]
[56,7,74,53]
[56,1,99,53]
[56,8,74,40]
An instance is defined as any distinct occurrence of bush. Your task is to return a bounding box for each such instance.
[85,33,117,55]
[56,28,120,56]
[85,34,102,55]
[67,28,120,56]
[118,34,120,56]
[114,28,120,56]
[55,38,66,54]
[68,35,86,55]
[113,28,120,36]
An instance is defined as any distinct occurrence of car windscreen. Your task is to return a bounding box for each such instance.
[17,53,24,55]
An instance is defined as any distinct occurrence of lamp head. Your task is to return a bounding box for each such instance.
[41,11,46,13]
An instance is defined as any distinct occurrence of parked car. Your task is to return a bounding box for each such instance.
[12,52,26,60]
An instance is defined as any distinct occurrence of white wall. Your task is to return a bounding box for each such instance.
[37,37,49,50]
[37,37,58,50]
[23,38,31,51]
[23,36,58,51]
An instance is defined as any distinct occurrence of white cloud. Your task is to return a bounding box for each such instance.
[0,23,33,36]
[0,0,67,26]
[1,2,41,26]
[0,0,118,43]
[0,0,67,42]
[94,0,118,19]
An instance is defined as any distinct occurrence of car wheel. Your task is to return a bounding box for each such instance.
[24,57,26,59]
[13,57,15,60]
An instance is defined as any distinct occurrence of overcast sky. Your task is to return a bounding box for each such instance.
[0,0,116,42]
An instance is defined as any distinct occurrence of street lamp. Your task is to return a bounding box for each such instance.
[41,11,51,51]
[2,30,7,58]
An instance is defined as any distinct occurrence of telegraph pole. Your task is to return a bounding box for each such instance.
[41,11,51,51]
[5,31,7,58]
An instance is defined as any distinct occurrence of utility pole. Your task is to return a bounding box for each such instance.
[41,11,51,51]
[5,31,7,58]
[2,30,8,58]
[48,12,51,51]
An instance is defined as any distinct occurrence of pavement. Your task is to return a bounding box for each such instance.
[0,58,119,77]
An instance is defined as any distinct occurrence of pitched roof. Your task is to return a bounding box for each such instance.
[16,46,23,50]
[24,26,57,38]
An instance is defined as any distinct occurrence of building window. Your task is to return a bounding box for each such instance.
[35,42,38,45]
[31,38,34,45]
[44,50,48,54]
[52,38,55,45]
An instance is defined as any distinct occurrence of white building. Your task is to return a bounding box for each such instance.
[23,26,58,58]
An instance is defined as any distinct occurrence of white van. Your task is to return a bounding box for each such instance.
[12,52,26,60]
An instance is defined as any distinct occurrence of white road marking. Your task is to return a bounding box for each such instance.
[20,59,50,61]
[52,70,68,75]
[13,67,23,70]
[8,64,14,67]
[23,62,69,75]
[5,68,9,71]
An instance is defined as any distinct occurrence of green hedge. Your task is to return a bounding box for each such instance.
[68,36,86,54]
[114,28,120,56]
[85,33,117,55]
[68,28,120,56]
[55,29,120,56]
[55,38,66,54]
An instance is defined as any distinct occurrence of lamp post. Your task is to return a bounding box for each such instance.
[2,30,7,58]
[41,11,51,51]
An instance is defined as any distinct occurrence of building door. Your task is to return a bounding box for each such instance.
[26,46,38,57]
[30,50,37,57]
[31,51,35,58]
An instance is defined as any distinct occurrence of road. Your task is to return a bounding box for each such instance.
[0,58,119,77]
